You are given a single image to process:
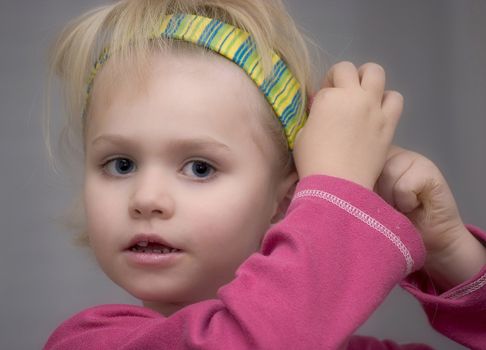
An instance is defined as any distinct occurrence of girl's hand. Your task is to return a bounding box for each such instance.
[376,146,486,291]
[294,62,403,189]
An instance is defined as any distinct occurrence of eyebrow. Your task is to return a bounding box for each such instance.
[90,134,232,153]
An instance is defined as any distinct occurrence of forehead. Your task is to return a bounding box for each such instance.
[87,49,273,152]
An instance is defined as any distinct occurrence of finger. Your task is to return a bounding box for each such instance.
[375,148,411,206]
[381,90,404,131]
[358,63,385,96]
[322,61,360,89]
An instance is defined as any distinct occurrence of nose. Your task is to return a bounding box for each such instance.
[129,172,175,220]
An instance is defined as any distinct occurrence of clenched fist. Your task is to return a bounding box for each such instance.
[376,146,486,291]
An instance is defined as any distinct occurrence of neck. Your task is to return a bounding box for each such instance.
[142,300,189,317]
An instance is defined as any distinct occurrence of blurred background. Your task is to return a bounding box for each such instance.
[1,1,485,348]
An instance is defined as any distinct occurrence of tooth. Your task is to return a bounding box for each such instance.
[153,249,162,254]
[137,241,148,247]
[162,247,170,254]
[131,247,137,252]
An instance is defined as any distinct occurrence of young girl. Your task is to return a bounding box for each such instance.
[44,0,486,349]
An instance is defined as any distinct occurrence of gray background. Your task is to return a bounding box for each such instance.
[1,0,485,349]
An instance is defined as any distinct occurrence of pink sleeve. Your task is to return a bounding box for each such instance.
[44,175,427,349]
[400,225,486,350]
[346,335,434,349]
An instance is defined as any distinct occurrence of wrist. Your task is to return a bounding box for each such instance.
[424,226,486,293]
[296,163,375,190]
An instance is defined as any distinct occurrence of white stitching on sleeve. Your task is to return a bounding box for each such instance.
[443,272,486,299]
[294,189,415,275]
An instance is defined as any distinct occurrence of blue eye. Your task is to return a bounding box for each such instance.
[182,160,215,179]
[103,158,136,176]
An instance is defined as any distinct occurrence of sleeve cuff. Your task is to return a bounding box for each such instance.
[401,224,486,303]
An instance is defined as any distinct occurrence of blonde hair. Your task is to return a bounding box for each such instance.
[46,0,318,245]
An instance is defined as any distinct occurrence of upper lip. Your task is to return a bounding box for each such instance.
[124,233,179,251]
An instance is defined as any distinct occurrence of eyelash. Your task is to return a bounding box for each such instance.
[101,157,135,177]
[99,157,217,181]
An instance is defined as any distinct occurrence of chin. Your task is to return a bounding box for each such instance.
[126,282,196,303]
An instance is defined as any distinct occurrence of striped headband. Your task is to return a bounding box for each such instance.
[85,13,308,149]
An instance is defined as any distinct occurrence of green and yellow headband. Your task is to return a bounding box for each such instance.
[86,13,308,149]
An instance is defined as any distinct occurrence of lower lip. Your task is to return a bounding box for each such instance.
[123,250,183,268]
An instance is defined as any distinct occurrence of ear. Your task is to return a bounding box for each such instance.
[270,171,299,224]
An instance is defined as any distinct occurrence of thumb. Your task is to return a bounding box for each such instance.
[392,161,434,214]
[397,176,438,227]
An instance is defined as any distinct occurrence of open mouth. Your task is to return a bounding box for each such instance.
[129,240,181,254]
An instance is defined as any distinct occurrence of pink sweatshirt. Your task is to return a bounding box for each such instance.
[44,175,486,349]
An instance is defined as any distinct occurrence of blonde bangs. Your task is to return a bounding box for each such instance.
[50,0,314,128]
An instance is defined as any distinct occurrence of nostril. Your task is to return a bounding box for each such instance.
[132,208,164,216]
[129,197,173,218]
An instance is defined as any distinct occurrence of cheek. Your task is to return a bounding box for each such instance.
[185,182,274,255]
[83,178,124,238]
[83,180,124,272]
